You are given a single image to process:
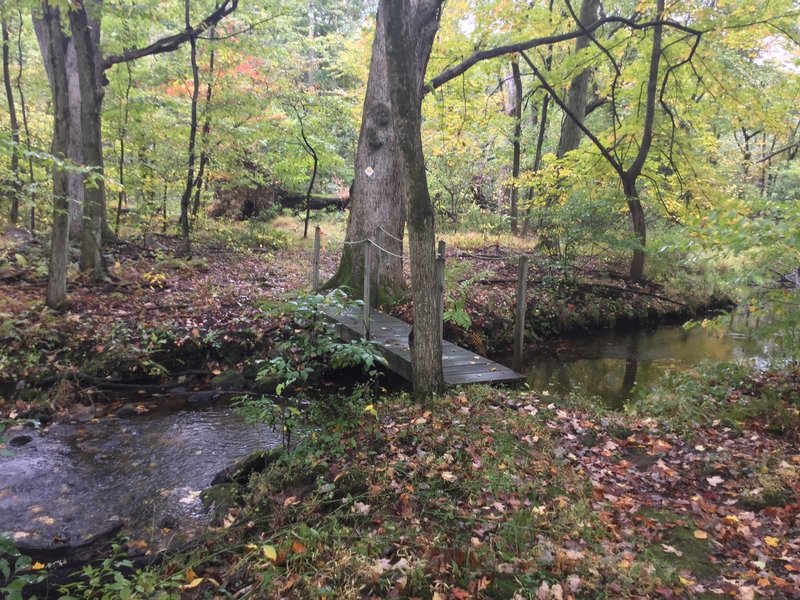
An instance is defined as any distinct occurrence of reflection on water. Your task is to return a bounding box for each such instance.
[525,323,768,408]
[0,401,281,549]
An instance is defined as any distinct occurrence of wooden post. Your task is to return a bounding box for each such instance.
[363,238,371,340]
[374,228,382,308]
[311,225,321,292]
[513,255,529,372]
[436,240,446,344]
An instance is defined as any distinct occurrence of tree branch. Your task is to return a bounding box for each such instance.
[102,0,239,70]
[425,15,701,94]
[519,50,624,178]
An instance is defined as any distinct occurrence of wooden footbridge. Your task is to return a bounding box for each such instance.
[313,227,527,387]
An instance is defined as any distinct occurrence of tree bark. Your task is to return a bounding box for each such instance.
[383,0,445,398]
[41,3,71,309]
[2,18,21,224]
[70,4,106,281]
[178,0,200,255]
[324,6,406,300]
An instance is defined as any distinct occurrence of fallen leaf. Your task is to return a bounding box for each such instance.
[661,544,684,557]
[706,475,724,487]
[31,562,46,571]
[693,530,708,540]
[441,471,457,482]
[262,545,278,561]
[765,536,780,548]
[291,540,307,554]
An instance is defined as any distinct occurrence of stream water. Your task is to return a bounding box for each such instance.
[0,398,281,553]
[522,322,769,408]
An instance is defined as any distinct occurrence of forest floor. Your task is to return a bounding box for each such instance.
[1,218,798,598]
[112,386,799,599]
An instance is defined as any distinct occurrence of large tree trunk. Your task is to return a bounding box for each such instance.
[41,3,71,309]
[2,19,21,224]
[557,0,599,158]
[324,6,406,300]
[70,5,106,281]
[383,0,444,398]
[34,3,110,242]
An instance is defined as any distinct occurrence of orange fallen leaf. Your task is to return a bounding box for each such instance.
[693,530,708,540]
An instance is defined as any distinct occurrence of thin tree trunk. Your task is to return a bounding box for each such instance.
[297,110,318,239]
[178,0,200,255]
[2,19,21,224]
[522,93,549,236]
[115,62,132,234]
[192,26,216,220]
[70,5,106,281]
[16,9,36,234]
[509,58,522,235]
[383,0,445,398]
[42,3,71,308]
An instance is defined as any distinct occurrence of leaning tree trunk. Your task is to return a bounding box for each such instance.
[70,5,106,281]
[2,19,21,224]
[324,6,406,300]
[41,3,71,308]
[383,0,444,398]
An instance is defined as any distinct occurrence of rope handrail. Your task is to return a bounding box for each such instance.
[378,226,404,244]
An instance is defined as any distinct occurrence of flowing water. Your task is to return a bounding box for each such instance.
[0,398,281,553]
[522,322,770,408]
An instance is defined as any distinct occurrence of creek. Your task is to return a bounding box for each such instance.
[522,321,770,408]
[1,397,281,557]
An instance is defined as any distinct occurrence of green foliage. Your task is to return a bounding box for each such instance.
[57,541,183,599]
[0,534,46,600]
[255,289,386,395]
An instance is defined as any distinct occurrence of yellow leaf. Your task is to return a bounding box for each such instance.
[765,536,780,548]
[693,530,708,540]
[432,593,445,600]
[186,567,197,582]
[31,561,46,571]
[678,575,694,586]
[180,578,204,590]
[262,544,278,561]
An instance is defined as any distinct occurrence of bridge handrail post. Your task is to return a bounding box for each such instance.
[436,240,446,344]
[363,238,371,340]
[311,225,321,292]
[513,255,529,372]
[375,228,382,308]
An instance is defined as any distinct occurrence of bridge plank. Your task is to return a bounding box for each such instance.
[327,307,526,386]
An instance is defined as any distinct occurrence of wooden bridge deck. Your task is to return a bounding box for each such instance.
[328,308,526,386]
